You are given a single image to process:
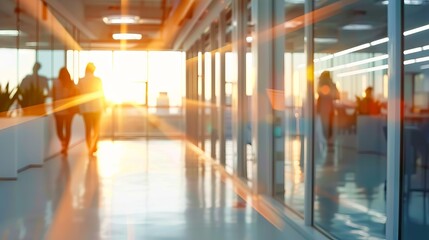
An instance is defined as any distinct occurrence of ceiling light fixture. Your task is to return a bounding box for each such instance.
[338,65,388,77]
[138,18,162,24]
[334,43,371,57]
[342,24,373,31]
[284,0,320,4]
[318,43,429,72]
[0,30,20,36]
[320,55,334,61]
[284,0,305,3]
[246,36,253,43]
[103,15,161,25]
[25,42,50,47]
[404,47,422,54]
[314,37,338,44]
[415,55,429,63]
[112,33,142,40]
[404,59,416,65]
[404,23,429,36]
[103,15,140,24]
[311,22,429,64]
[338,55,429,78]
[382,0,428,5]
[370,37,389,46]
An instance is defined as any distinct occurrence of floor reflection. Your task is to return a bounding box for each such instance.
[281,136,305,215]
[0,139,285,240]
[276,134,387,239]
[314,134,386,239]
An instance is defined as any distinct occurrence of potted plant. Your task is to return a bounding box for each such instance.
[17,83,47,116]
[0,83,18,117]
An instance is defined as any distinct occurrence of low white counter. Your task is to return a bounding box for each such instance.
[0,114,85,179]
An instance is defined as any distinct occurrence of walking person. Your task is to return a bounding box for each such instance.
[20,62,50,96]
[53,67,78,155]
[77,63,105,156]
[316,71,339,145]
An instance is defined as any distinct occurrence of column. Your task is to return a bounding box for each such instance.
[304,0,315,226]
[218,10,226,166]
[200,36,206,151]
[273,0,285,196]
[251,0,273,194]
[210,22,218,159]
[232,0,248,177]
[386,0,403,239]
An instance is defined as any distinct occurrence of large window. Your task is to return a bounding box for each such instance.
[66,50,184,107]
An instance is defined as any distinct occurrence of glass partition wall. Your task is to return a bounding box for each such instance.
[0,0,81,118]
[312,1,388,239]
[7,0,427,239]
[402,2,429,239]
[274,1,306,216]
[189,0,429,239]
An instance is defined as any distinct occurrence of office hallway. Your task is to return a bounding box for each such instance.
[0,140,290,240]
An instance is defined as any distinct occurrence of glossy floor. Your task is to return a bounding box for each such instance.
[277,134,387,239]
[0,140,288,240]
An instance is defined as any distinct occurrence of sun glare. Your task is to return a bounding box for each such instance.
[68,50,184,106]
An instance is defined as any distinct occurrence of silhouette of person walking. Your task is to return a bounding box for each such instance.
[317,71,339,143]
[53,67,78,155]
[77,63,105,156]
[20,62,50,96]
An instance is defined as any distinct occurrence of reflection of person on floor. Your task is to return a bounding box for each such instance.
[356,87,381,115]
[317,71,339,143]
[316,151,339,230]
[53,67,78,155]
[77,63,105,156]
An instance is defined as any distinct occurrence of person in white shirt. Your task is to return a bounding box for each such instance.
[77,63,105,156]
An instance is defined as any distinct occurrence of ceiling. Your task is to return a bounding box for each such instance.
[0,0,197,50]
[72,0,174,49]
[0,0,428,68]
[282,0,429,73]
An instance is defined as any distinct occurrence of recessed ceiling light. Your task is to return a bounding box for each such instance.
[404,47,422,54]
[0,30,20,36]
[314,37,338,43]
[104,15,140,24]
[382,0,428,5]
[138,18,162,24]
[103,15,161,25]
[284,0,320,4]
[89,43,138,48]
[25,42,50,47]
[342,24,373,31]
[370,37,389,46]
[112,33,142,40]
[246,36,253,43]
[284,0,305,4]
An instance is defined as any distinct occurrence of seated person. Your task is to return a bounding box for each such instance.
[356,87,381,115]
